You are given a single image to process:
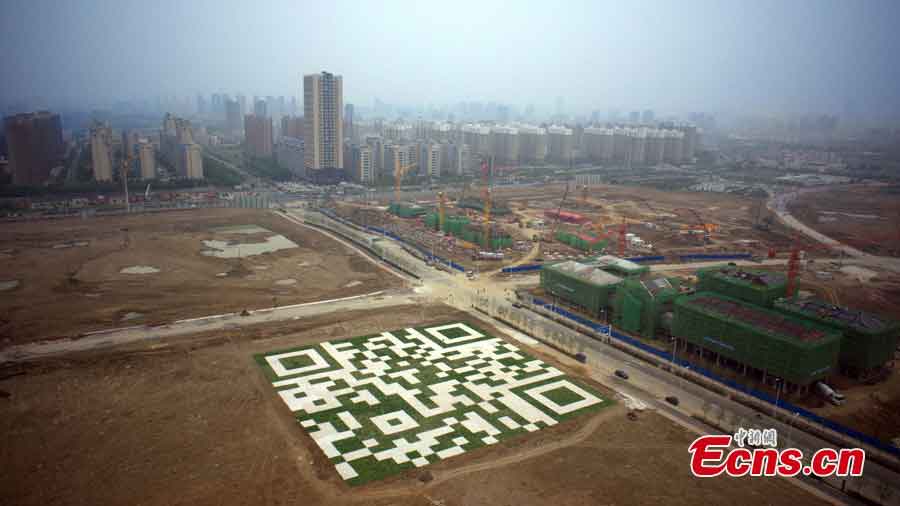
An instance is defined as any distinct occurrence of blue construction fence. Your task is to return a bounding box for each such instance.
[501,264,543,274]
[530,297,900,458]
[679,253,752,262]
[625,255,666,263]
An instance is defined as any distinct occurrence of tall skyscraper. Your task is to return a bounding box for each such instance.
[344,103,355,143]
[138,140,156,180]
[254,99,267,118]
[225,99,242,139]
[159,114,203,179]
[244,114,274,158]
[90,122,114,182]
[303,71,344,179]
[281,115,304,140]
[3,111,64,186]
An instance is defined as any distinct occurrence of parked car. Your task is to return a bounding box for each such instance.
[614,370,629,380]
[665,396,680,406]
[511,302,523,309]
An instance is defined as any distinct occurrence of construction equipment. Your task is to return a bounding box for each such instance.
[674,207,718,243]
[581,184,589,208]
[543,182,571,256]
[618,219,627,257]
[394,161,418,203]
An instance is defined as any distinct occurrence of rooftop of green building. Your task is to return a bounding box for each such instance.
[698,265,786,289]
[775,298,900,334]
[591,255,648,274]
[547,260,623,286]
[678,292,838,344]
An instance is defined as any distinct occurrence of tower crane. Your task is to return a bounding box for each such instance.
[541,182,570,258]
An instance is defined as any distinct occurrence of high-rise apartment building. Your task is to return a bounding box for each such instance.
[225,99,242,139]
[138,140,156,180]
[90,122,114,182]
[281,115,304,140]
[547,125,573,163]
[276,137,305,179]
[517,125,547,163]
[159,114,203,179]
[244,114,274,158]
[254,99,268,118]
[303,71,344,179]
[420,143,441,178]
[3,111,64,185]
[490,126,518,164]
[349,144,374,184]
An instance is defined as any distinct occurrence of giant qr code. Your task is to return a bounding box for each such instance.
[256,322,606,485]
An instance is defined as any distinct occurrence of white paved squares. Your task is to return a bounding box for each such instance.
[257,322,606,485]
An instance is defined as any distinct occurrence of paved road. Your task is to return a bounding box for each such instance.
[0,289,423,364]
[769,187,900,274]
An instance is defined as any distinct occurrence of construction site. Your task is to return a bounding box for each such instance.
[331,170,812,276]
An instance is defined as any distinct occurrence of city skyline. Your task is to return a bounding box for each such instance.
[2,0,900,120]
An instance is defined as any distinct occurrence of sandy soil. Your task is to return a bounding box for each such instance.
[789,184,900,257]
[0,208,403,345]
[0,304,826,506]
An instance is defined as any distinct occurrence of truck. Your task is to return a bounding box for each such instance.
[815,382,846,406]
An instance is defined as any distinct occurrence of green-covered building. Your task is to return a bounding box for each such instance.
[696,266,788,307]
[774,298,900,377]
[540,260,623,316]
[592,255,650,278]
[388,202,427,218]
[612,276,682,339]
[673,292,842,386]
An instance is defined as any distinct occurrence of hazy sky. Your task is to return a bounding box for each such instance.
[2,0,899,116]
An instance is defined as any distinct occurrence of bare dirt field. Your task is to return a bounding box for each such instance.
[0,304,826,506]
[789,184,900,257]
[0,208,402,345]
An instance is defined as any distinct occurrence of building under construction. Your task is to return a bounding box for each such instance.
[540,260,623,316]
[388,202,426,218]
[536,257,898,389]
[555,230,609,252]
[673,292,842,387]
[612,276,681,339]
[696,265,789,307]
[456,196,511,215]
[774,298,900,378]
[424,212,511,249]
